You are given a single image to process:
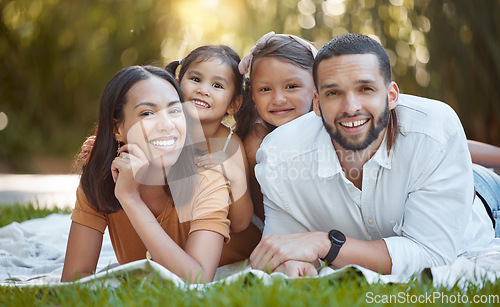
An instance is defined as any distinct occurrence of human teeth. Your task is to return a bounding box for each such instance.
[191,100,209,108]
[340,119,368,128]
[151,139,175,146]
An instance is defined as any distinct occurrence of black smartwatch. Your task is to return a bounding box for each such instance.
[321,230,346,265]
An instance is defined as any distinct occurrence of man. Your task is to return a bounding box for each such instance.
[250,34,495,277]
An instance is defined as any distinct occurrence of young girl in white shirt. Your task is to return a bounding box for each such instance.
[235,32,318,221]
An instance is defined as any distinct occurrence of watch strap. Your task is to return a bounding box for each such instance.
[321,230,345,265]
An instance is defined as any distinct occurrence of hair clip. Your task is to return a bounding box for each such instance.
[238,31,317,75]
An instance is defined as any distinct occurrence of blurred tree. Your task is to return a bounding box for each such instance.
[304,0,500,145]
[424,0,500,144]
[0,0,178,171]
[0,0,498,173]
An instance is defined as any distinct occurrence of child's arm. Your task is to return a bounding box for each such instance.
[78,135,96,162]
[468,140,500,168]
[61,221,103,282]
[196,134,254,232]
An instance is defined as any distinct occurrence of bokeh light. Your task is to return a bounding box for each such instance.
[1,0,498,173]
[0,112,8,131]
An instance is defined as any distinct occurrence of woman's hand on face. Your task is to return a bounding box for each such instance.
[111,144,149,203]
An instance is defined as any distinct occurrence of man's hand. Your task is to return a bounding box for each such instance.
[249,232,330,273]
[274,260,318,277]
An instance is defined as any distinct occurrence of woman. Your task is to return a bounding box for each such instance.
[62,66,231,283]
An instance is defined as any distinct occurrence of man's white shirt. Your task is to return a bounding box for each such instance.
[255,94,494,275]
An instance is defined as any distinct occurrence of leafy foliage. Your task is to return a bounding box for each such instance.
[1,0,499,172]
[0,0,177,171]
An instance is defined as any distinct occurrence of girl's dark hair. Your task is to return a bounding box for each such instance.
[234,36,315,140]
[233,75,256,140]
[166,45,243,104]
[80,65,197,213]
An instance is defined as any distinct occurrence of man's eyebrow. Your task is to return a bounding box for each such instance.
[320,79,377,90]
[356,79,377,84]
[320,83,339,90]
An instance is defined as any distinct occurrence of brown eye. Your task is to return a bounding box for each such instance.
[140,110,154,117]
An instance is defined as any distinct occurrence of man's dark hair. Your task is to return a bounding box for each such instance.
[313,33,391,87]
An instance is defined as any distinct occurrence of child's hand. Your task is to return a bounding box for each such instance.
[79,135,96,161]
[111,144,149,204]
[274,260,318,277]
[195,151,247,201]
[195,151,230,170]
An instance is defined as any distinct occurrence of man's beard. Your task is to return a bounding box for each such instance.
[320,97,390,152]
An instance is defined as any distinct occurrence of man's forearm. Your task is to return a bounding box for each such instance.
[331,237,392,274]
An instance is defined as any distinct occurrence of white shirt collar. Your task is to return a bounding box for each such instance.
[317,126,342,178]
[370,132,393,170]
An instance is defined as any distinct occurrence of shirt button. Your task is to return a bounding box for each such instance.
[349,187,356,193]
[367,218,373,225]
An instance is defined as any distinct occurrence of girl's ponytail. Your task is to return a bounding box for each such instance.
[234,76,258,140]
[165,60,181,77]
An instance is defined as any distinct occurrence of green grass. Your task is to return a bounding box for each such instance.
[1,204,500,306]
[2,269,500,306]
[0,203,71,227]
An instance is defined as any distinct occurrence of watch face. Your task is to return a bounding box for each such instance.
[329,230,346,245]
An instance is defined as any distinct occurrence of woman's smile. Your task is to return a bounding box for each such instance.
[149,135,179,152]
